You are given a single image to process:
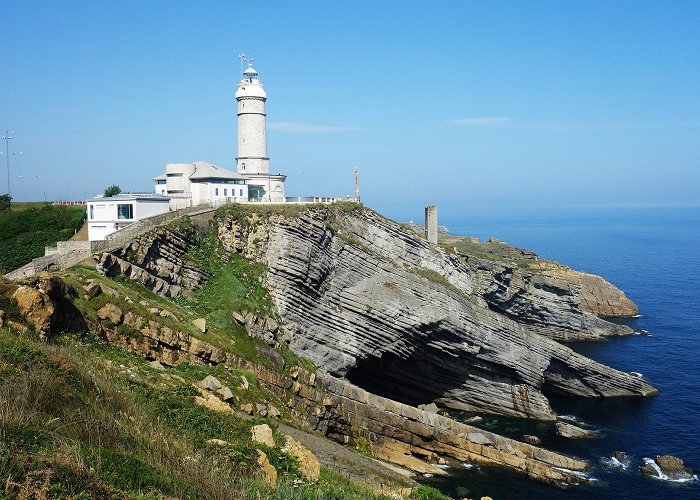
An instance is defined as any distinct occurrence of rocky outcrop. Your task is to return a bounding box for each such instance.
[471,257,637,341]
[96,227,207,298]
[555,421,595,439]
[9,274,85,339]
[282,435,321,481]
[12,286,55,338]
[641,455,695,481]
[76,296,590,485]
[206,206,656,421]
[92,205,655,422]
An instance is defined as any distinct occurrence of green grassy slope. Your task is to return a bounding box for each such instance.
[0,203,86,274]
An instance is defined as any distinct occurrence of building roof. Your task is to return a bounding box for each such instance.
[89,193,170,203]
[152,173,166,180]
[189,161,247,181]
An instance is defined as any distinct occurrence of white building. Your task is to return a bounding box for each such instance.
[151,61,286,207]
[154,161,249,210]
[87,193,170,241]
[235,62,286,202]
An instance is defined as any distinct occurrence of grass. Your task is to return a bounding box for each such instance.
[0,327,399,499]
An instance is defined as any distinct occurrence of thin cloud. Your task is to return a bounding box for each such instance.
[268,121,359,133]
[448,117,509,126]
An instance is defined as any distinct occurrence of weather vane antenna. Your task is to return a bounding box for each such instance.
[238,53,247,76]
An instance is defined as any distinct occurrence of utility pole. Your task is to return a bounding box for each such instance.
[2,128,14,197]
[354,166,360,203]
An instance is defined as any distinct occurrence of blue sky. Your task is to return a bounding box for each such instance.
[1,0,699,221]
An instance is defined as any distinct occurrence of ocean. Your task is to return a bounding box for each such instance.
[421,207,700,500]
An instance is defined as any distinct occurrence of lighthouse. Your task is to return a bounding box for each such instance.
[235,61,286,202]
[236,62,269,175]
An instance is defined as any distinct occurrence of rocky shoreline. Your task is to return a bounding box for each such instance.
[3,203,662,491]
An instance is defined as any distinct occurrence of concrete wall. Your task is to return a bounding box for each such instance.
[425,205,438,244]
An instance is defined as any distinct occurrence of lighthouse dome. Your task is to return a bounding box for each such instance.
[243,63,258,76]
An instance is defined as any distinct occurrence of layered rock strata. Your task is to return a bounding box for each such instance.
[94,205,657,422]
[209,207,656,420]
[96,227,207,298]
[81,299,592,486]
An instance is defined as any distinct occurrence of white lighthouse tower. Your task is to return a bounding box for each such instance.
[235,60,286,202]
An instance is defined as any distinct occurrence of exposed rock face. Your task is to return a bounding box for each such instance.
[641,455,695,481]
[12,285,54,338]
[96,227,208,297]
[282,435,321,481]
[251,424,275,448]
[208,207,656,421]
[10,274,85,339]
[472,257,638,341]
[73,296,591,485]
[555,421,595,439]
[255,450,277,487]
[94,205,655,422]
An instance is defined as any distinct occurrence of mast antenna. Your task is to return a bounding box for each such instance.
[1,128,15,197]
[238,53,247,76]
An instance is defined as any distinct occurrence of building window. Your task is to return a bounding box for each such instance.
[215,188,219,196]
[117,204,133,220]
[89,205,94,220]
[240,189,243,196]
[241,162,246,171]
[224,189,227,196]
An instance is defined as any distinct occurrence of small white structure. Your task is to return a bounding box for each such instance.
[236,62,286,202]
[154,161,249,210]
[87,193,170,241]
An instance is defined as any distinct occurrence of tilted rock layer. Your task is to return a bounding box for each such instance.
[223,207,656,418]
[97,205,657,421]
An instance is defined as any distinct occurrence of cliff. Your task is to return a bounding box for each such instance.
[96,204,657,422]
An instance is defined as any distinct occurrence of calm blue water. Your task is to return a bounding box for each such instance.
[422,207,700,500]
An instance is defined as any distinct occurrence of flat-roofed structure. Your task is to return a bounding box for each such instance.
[87,193,170,241]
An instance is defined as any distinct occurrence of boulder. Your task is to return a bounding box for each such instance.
[282,435,320,481]
[256,450,277,487]
[84,281,102,298]
[647,455,695,480]
[555,422,595,439]
[195,375,222,391]
[239,375,250,390]
[256,403,268,417]
[192,318,206,333]
[522,435,542,445]
[194,394,233,414]
[149,308,160,315]
[232,311,246,325]
[465,416,483,424]
[99,284,119,298]
[418,402,439,414]
[251,424,275,447]
[240,403,254,415]
[216,386,234,401]
[614,451,627,462]
[268,405,281,418]
[0,309,4,327]
[12,285,55,338]
[97,303,123,325]
[148,360,165,371]
[159,309,176,319]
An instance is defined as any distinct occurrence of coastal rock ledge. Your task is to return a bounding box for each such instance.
[98,204,657,423]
